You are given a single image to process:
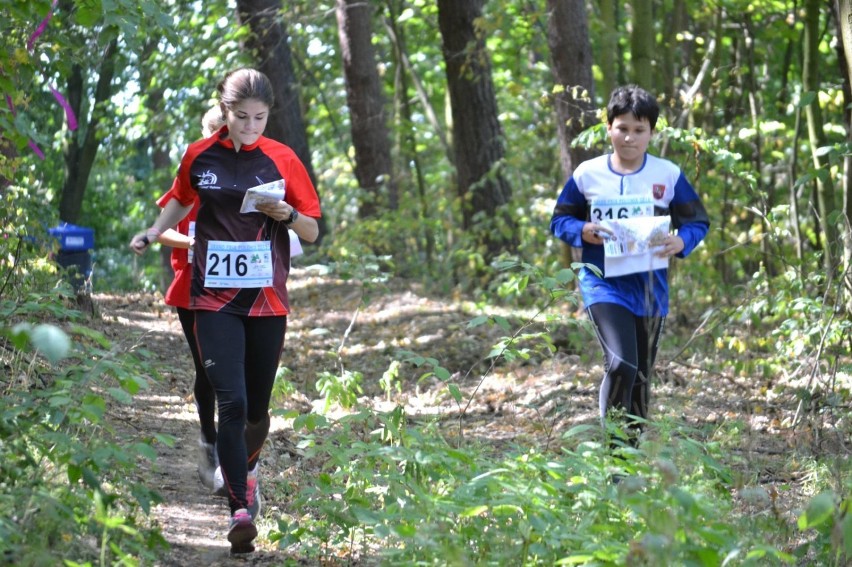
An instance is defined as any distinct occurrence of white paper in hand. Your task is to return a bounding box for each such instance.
[600,216,671,277]
[240,179,286,214]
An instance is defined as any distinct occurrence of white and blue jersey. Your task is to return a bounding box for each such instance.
[550,153,709,316]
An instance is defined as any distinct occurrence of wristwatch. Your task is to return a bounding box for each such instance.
[285,209,299,225]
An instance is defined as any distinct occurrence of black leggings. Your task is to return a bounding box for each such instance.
[587,302,664,434]
[194,311,286,513]
[176,308,217,444]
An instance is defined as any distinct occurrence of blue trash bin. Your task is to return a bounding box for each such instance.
[49,222,94,292]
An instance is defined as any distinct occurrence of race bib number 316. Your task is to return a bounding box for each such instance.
[204,240,273,288]
[590,195,654,222]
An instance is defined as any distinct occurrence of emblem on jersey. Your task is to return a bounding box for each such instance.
[198,170,220,189]
[652,184,665,199]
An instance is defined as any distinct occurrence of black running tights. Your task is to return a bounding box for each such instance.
[176,307,217,445]
[587,302,664,436]
[194,311,286,513]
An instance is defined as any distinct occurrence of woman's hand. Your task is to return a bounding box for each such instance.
[255,200,294,223]
[257,200,319,242]
[129,227,161,255]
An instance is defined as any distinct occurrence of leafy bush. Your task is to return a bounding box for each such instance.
[266,408,852,565]
[0,291,169,565]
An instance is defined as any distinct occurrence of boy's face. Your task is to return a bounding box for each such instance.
[607,113,653,166]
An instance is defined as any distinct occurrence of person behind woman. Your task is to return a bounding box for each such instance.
[130,68,321,553]
[550,85,709,450]
[153,106,225,491]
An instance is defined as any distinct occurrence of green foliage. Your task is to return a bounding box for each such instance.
[261,256,851,565]
[316,370,364,413]
[267,408,852,565]
[0,251,169,564]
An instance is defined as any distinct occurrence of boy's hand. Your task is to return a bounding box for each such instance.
[655,235,684,257]
[582,223,613,244]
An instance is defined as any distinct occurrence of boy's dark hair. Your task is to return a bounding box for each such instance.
[606,85,659,129]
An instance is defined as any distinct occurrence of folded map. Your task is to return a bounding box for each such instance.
[240,179,286,214]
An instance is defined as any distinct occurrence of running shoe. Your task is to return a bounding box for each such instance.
[212,466,227,497]
[247,463,262,521]
[197,438,217,490]
[227,508,257,554]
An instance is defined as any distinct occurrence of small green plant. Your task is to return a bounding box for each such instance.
[795,490,852,564]
[315,370,363,413]
[272,364,298,402]
[379,360,402,401]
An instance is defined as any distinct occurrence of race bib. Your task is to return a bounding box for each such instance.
[204,240,273,288]
[590,195,654,222]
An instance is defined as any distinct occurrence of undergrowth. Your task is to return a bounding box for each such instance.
[263,260,851,566]
[0,283,170,566]
[265,407,849,566]
[1,223,850,566]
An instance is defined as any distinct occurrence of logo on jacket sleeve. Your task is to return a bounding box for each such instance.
[652,184,666,199]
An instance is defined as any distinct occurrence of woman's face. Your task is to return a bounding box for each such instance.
[225,98,269,149]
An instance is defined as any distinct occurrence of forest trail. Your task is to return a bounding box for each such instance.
[98,290,286,565]
[92,268,812,565]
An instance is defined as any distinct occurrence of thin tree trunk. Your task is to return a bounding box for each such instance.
[660,0,688,102]
[833,0,852,304]
[742,17,775,276]
[140,39,175,292]
[383,1,435,264]
[336,0,397,217]
[58,39,118,224]
[436,0,517,258]
[630,0,654,88]
[803,0,838,274]
[598,0,617,97]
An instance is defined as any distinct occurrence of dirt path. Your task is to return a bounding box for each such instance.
[92,268,832,565]
[96,270,598,565]
[98,291,297,565]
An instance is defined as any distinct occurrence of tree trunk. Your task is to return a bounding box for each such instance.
[436,0,517,257]
[58,39,118,224]
[661,0,688,103]
[833,0,852,305]
[598,0,617,98]
[545,0,598,179]
[630,0,654,88]
[335,0,397,217]
[803,0,838,274]
[546,0,599,267]
[139,38,176,293]
[235,0,327,241]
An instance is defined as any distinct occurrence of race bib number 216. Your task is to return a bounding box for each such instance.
[204,240,273,288]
